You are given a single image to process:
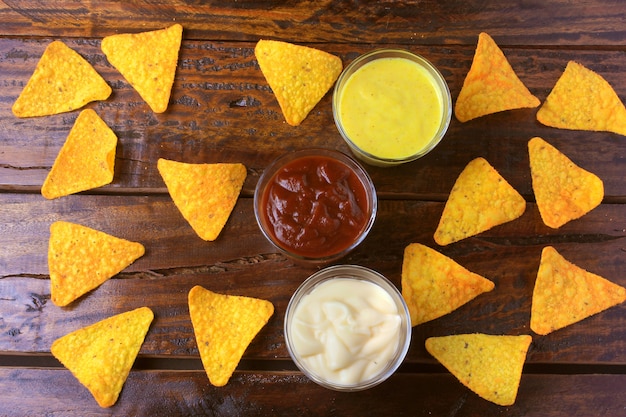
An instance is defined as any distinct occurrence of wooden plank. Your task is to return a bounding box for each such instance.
[1,0,626,46]
[0,368,623,416]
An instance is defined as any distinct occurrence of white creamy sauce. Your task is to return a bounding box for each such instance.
[289,278,402,385]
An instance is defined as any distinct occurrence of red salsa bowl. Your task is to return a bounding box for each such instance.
[254,149,377,263]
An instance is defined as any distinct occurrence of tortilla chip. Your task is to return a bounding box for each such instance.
[51,307,153,408]
[434,157,526,245]
[101,24,183,113]
[529,137,603,228]
[426,333,532,406]
[48,221,145,306]
[530,246,626,335]
[537,61,626,136]
[255,39,342,126]
[12,41,111,117]
[455,32,540,122]
[401,243,494,326]
[157,158,246,241]
[188,285,274,387]
[41,109,117,199]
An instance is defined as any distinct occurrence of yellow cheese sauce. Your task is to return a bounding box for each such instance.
[337,57,444,160]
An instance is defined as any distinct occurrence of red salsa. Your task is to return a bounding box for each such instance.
[261,155,371,258]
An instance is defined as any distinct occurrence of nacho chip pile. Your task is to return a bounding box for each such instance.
[537,61,626,136]
[255,39,342,126]
[51,307,153,408]
[12,41,111,118]
[401,243,494,326]
[529,137,604,228]
[426,333,532,406]
[157,158,247,241]
[42,109,117,199]
[102,23,183,113]
[454,32,540,122]
[48,221,145,307]
[188,285,274,387]
[531,246,626,335]
[434,157,526,245]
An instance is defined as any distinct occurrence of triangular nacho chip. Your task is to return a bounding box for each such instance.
[48,221,145,306]
[537,61,626,136]
[255,39,342,126]
[530,246,626,335]
[529,137,603,228]
[51,307,153,408]
[101,24,182,113]
[12,41,111,117]
[401,243,494,326]
[455,32,540,122]
[426,333,532,406]
[434,157,526,245]
[188,285,274,386]
[157,158,246,241]
[41,109,117,199]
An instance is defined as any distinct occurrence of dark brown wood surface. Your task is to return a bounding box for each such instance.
[1,1,625,416]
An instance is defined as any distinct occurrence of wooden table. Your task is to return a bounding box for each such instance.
[1,1,625,415]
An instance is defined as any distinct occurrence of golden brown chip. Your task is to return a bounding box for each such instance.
[529,137,603,228]
[188,285,274,387]
[48,221,145,306]
[51,307,153,408]
[401,243,494,326]
[454,32,540,122]
[537,61,626,136]
[255,39,342,126]
[41,109,117,199]
[157,158,247,241]
[101,24,183,113]
[531,246,626,335]
[426,333,532,406]
[434,157,526,246]
[12,41,111,117]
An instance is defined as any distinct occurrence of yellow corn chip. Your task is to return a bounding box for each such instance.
[48,221,145,306]
[188,285,274,387]
[12,41,111,117]
[531,246,626,335]
[101,24,183,113]
[255,39,342,126]
[537,61,626,136]
[426,333,532,406]
[41,109,117,199]
[401,243,494,326]
[529,137,603,228]
[51,307,153,408]
[454,32,540,122]
[434,157,526,245]
[157,158,246,241]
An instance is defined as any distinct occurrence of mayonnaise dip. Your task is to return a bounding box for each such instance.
[288,277,403,386]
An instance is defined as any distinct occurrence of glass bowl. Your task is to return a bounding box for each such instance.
[333,49,452,167]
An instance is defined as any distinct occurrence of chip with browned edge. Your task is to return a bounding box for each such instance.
[157,158,247,241]
[101,24,182,113]
[426,333,532,406]
[529,137,604,229]
[531,246,626,335]
[41,109,117,199]
[51,307,153,408]
[48,221,145,306]
[401,243,494,326]
[434,157,526,246]
[537,61,626,136]
[454,32,540,123]
[12,41,111,117]
[255,39,342,126]
[188,285,274,387]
